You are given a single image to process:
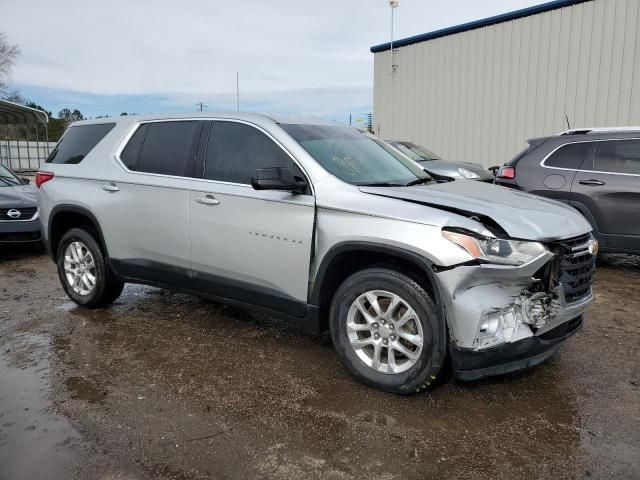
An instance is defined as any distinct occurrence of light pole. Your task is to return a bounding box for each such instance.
[389,0,399,73]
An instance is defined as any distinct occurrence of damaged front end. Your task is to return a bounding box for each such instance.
[436,229,597,380]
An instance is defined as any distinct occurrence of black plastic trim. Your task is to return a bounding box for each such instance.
[450,316,583,381]
[311,241,441,305]
[108,258,318,331]
[46,204,108,261]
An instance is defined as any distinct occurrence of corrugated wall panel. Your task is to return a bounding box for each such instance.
[630,0,640,124]
[372,0,639,167]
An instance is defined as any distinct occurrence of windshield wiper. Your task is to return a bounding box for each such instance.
[357,182,406,187]
[405,177,433,186]
[0,177,19,186]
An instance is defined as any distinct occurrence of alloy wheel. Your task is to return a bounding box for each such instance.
[346,290,424,374]
[63,241,97,296]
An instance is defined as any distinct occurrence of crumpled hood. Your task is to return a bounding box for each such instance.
[0,184,38,208]
[359,181,592,241]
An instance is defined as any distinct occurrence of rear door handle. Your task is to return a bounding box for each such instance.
[194,195,220,206]
[102,183,120,192]
[579,179,605,186]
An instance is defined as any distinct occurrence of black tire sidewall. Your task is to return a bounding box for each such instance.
[330,268,446,394]
[56,228,110,308]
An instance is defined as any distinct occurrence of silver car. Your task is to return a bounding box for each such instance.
[37,113,595,394]
[386,140,495,182]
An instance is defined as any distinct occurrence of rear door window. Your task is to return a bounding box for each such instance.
[592,139,640,175]
[203,121,305,184]
[136,121,200,176]
[46,123,115,164]
[545,142,593,169]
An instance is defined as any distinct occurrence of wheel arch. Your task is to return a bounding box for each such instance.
[48,205,108,261]
[310,242,443,331]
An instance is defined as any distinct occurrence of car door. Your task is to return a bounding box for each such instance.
[538,141,594,203]
[571,138,640,250]
[95,120,202,284]
[189,120,315,317]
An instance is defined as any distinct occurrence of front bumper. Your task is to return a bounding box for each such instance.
[450,315,583,381]
[0,218,42,244]
[434,238,594,378]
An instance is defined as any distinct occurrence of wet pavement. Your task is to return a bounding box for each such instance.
[0,247,639,479]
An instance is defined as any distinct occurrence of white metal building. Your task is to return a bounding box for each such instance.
[371,0,640,168]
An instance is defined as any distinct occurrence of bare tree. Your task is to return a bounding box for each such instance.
[0,32,21,102]
[58,108,85,128]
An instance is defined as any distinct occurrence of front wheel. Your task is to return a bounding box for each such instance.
[329,268,447,394]
[56,228,124,308]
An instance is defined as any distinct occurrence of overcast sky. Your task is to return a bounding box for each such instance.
[2,0,541,121]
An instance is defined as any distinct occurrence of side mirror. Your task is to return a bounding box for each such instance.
[21,177,31,184]
[251,167,307,194]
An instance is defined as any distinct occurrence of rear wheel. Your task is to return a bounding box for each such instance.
[56,228,124,308]
[329,268,446,394]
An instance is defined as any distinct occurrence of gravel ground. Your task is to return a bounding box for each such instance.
[0,247,638,479]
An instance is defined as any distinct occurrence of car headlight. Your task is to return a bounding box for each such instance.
[442,229,548,266]
[457,167,480,179]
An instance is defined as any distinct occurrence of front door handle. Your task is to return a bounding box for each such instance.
[579,179,605,186]
[102,183,120,192]
[194,195,220,206]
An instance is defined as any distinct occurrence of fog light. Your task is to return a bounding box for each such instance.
[475,308,519,350]
[479,317,500,337]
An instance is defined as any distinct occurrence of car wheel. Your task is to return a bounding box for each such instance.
[56,227,124,308]
[329,268,446,394]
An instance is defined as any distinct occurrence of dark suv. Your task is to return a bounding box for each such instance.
[495,128,640,254]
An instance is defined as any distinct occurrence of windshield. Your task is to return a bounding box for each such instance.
[281,124,430,186]
[391,142,441,162]
[0,164,22,187]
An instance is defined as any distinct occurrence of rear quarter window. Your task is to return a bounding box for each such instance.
[544,142,593,169]
[120,124,149,170]
[46,123,115,164]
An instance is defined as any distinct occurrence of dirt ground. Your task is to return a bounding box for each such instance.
[0,247,638,480]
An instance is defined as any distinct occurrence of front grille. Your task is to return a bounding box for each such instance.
[0,207,37,221]
[550,234,596,303]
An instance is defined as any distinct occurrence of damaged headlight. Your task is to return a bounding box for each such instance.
[442,228,548,266]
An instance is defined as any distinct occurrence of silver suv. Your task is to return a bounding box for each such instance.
[38,113,596,394]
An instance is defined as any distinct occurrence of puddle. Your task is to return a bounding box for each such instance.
[0,337,80,480]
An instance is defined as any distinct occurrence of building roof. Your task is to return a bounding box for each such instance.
[0,99,49,126]
[370,0,591,53]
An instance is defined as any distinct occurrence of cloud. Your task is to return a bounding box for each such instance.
[3,0,542,116]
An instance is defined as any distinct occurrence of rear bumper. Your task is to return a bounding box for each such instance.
[0,219,42,244]
[450,315,582,381]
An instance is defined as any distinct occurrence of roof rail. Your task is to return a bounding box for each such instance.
[557,127,640,135]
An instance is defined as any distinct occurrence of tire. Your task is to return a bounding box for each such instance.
[329,268,447,394]
[56,227,124,308]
